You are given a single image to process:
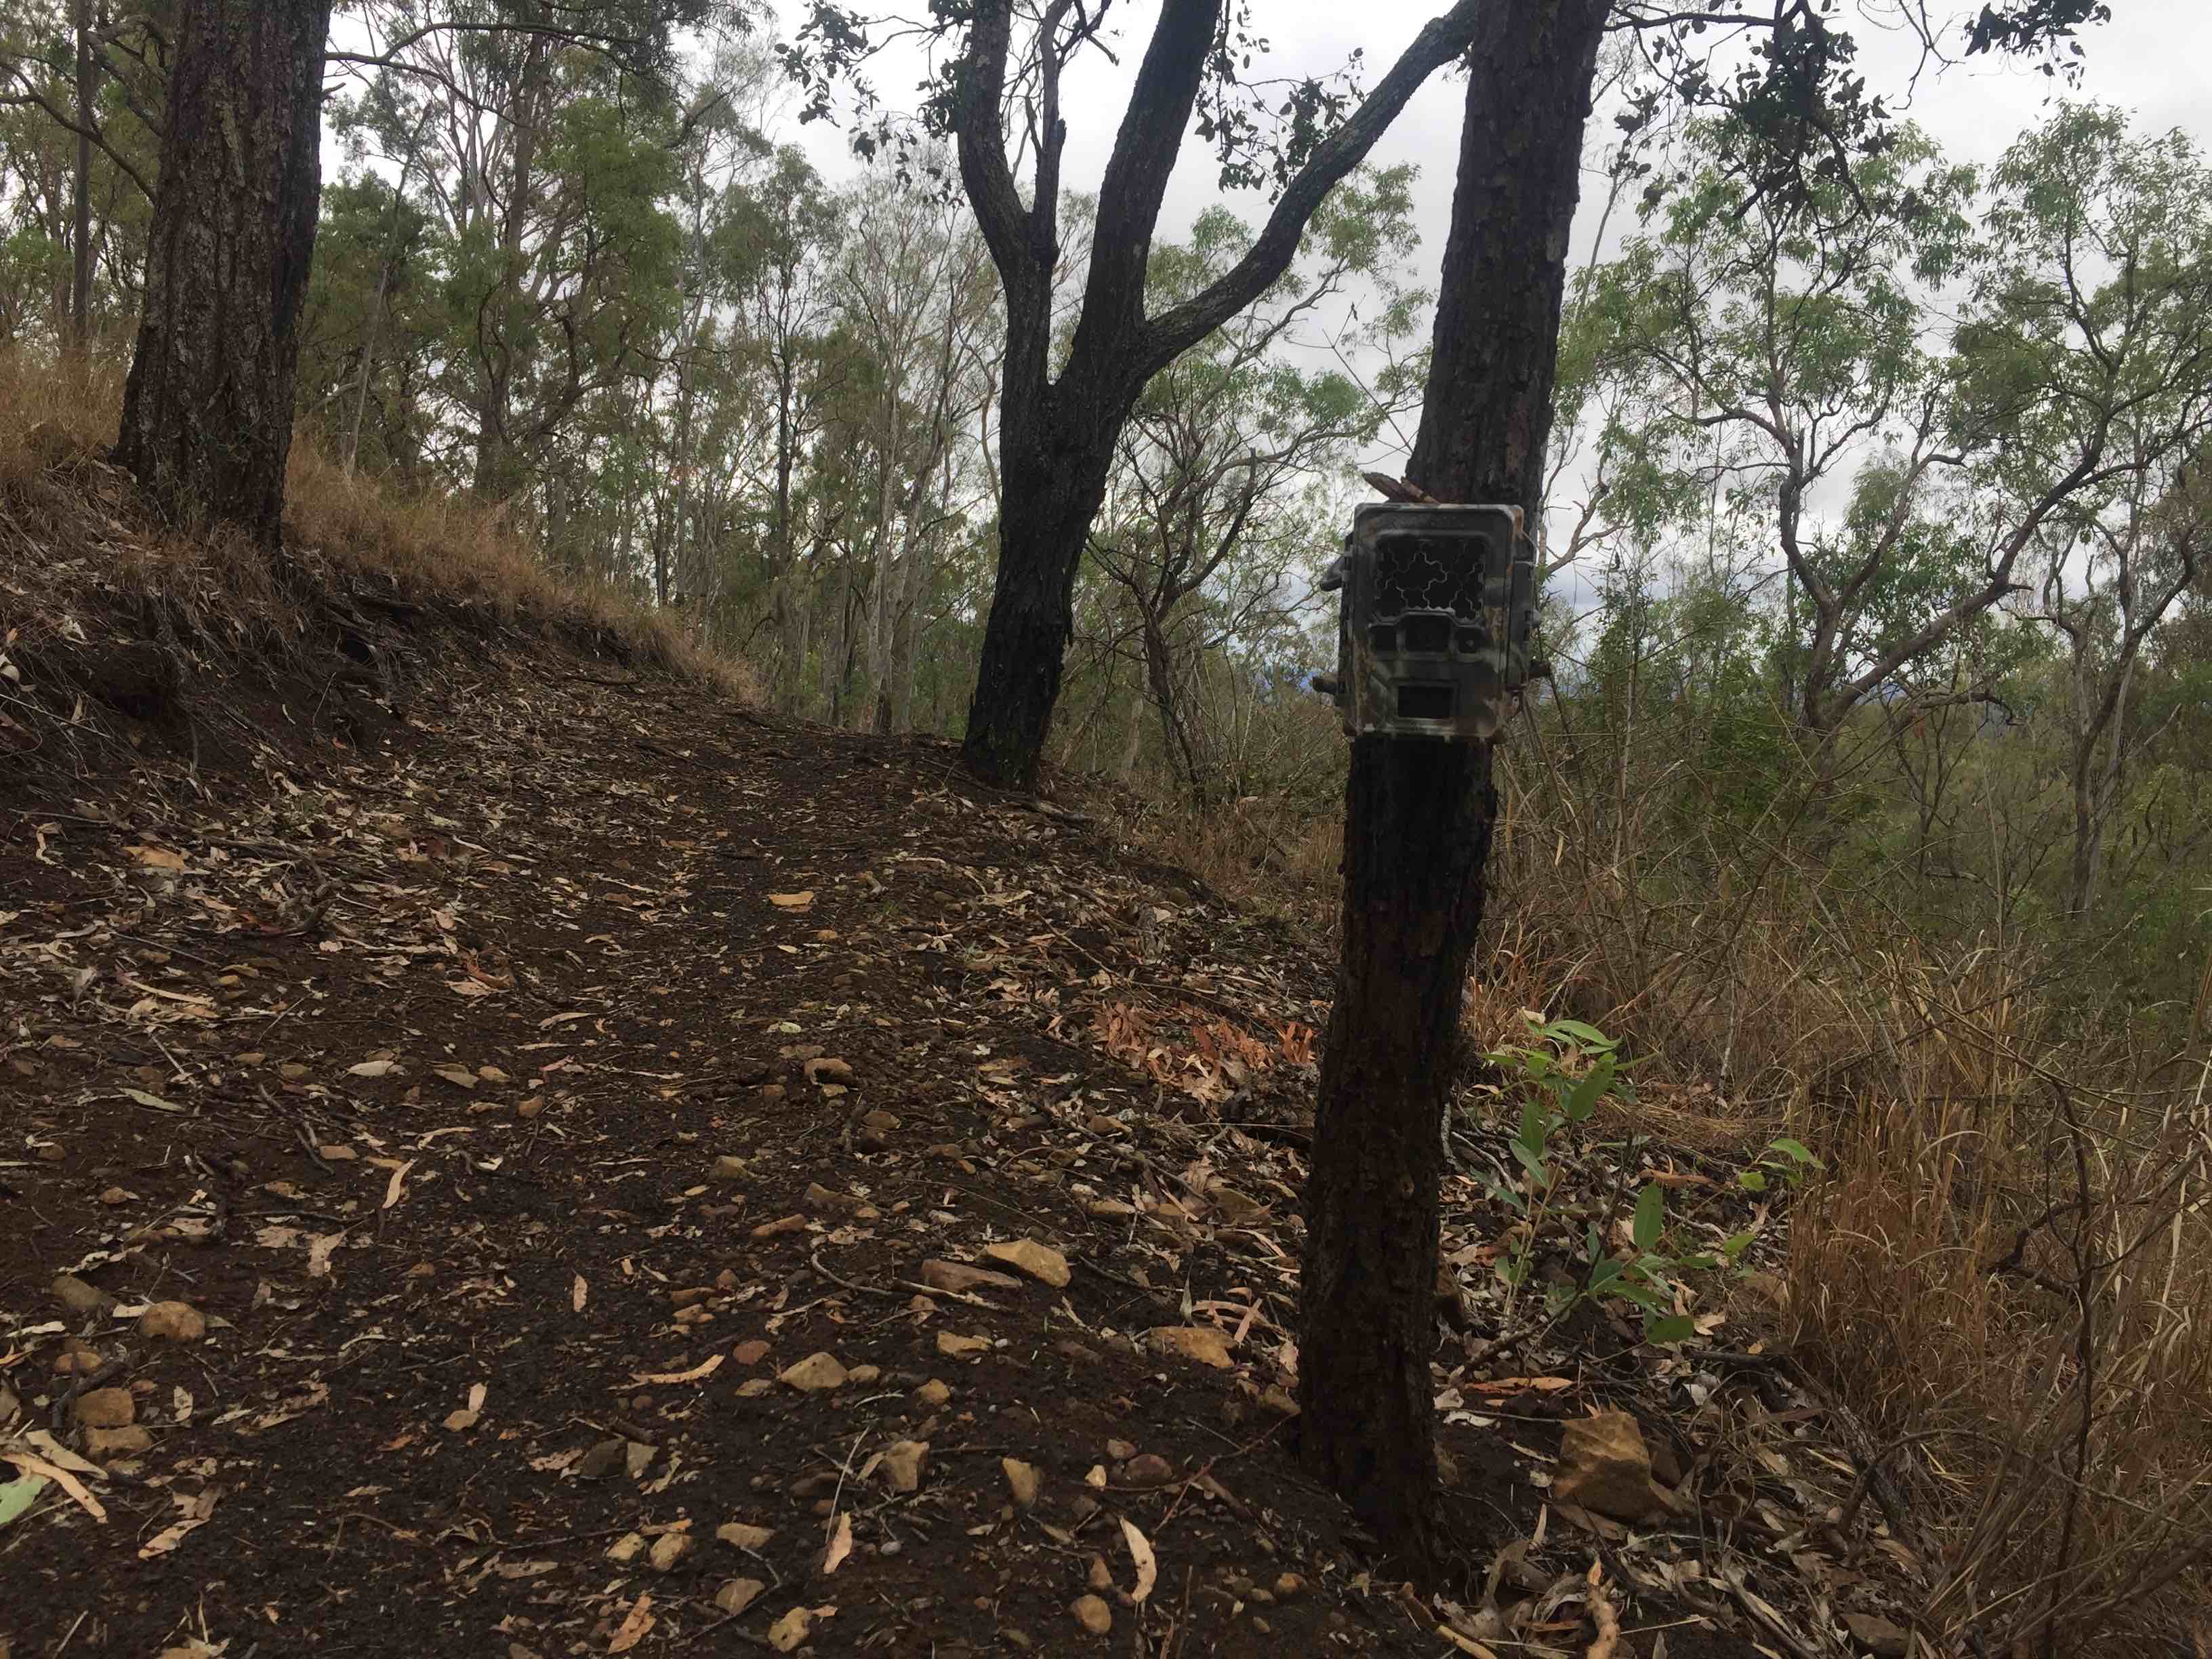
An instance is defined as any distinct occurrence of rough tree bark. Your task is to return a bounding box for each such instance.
[70,0,94,346]
[948,0,1494,792]
[115,0,333,545]
[1296,0,1610,1573]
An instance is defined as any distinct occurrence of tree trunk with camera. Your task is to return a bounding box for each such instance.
[1297,0,1608,1573]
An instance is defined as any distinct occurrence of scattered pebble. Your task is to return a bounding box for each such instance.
[140,1301,206,1343]
[779,1351,850,1393]
[1071,1594,1113,1635]
[984,1238,1071,1288]
[1002,1457,1041,1508]
[878,1439,928,1492]
[74,1387,135,1429]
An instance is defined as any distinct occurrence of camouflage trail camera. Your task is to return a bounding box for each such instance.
[1313,503,1536,741]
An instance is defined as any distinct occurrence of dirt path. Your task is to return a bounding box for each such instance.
[3,657,1803,1659]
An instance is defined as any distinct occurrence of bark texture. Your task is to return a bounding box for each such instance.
[1297,0,1609,1574]
[1406,0,1609,508]
[116,0,331,545]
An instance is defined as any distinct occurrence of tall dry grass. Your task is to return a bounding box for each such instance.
[0,344,756,701]
[1126,705,2212,1654]
[1485,716,2212,1654]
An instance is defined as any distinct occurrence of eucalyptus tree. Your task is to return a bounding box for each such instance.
[833,157,996,733]
[1086,167,1423,804]
[104,0,724,543]
[1294,0,2118,1570]
[784,0,1512,789]
[1967,108,2212,914]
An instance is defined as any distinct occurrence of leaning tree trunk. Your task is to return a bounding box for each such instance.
[1297,0,1610,1574]
[115,0,332,546]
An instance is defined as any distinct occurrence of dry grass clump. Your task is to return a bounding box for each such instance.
[0,343,757,710]
[1125,717,2212,1653]
[1486,734,2212,1655]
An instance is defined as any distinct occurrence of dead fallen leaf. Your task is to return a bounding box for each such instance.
[348,1059,399,1078]
[572,1275,588,1313]
[377,1159,415,1209]
[607,1593,655,1654]
[1,1452,104,1524]
[769,890,815,909]
[628,1353,724,1387]
[1120,1517,1157,1603]
[821,1511,853,1575]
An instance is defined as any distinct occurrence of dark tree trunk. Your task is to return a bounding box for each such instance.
[1298,739,1494,1565]
[1297,0,1609,1574]
[960,418,1118,787]
[115,0,331,546]
[70,0,94,347]
[1406,0,1608,508]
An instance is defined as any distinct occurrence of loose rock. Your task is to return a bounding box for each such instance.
[878,1439,928,1492]
[984,1238,1071,1288]
[140,1301,206,1343]
[711,1155,751,1181]
[1002,1458,1041,1508]
[914,1378,952,1407]
[779,1351,851,1392]
[1552,1410,1681,1523]
[1071,1595,1113,1635]
[717,1522,775,1550]
[74,1387,135,1429]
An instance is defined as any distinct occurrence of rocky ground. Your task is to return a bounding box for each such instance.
[2,587,1924,1659]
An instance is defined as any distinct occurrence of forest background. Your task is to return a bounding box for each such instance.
[6,0,2212,1643]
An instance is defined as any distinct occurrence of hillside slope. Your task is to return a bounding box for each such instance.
[3,476,1921,1659]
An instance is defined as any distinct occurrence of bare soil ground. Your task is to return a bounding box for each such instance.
[2,563,1904,1659]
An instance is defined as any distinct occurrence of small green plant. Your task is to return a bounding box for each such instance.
[1478,1017,1821,1348]
[1736,1136,1820,1193]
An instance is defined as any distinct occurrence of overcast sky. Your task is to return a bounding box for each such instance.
[773,3,2209,626]
[783,0,2212,297]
